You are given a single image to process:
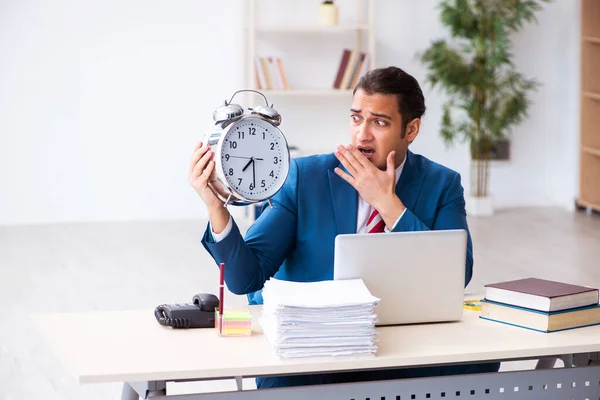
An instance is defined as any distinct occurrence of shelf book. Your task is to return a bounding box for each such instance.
[255,56,289,91]
[333,48,370,90]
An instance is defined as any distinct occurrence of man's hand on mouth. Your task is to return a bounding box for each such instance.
[334,144,406,230]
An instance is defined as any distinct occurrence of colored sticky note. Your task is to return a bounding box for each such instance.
[215,310,252,337]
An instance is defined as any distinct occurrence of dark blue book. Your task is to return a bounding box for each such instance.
[480,299,600,333]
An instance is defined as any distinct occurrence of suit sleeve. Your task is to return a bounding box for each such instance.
[201,159,299,295]
[391,173,473,287]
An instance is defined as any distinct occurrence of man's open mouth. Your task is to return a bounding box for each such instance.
[358,147,375,158]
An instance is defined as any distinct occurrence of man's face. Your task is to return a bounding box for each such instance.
[349,89,414,170]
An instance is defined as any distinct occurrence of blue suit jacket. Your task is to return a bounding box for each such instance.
[202,150,473,304]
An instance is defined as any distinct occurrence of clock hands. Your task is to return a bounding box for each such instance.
[242,158,253,172]
[252,158,256,189]
[239,157,261,190]
[239,156,264,190]
[241,156,264,173]
[230,155,264,161]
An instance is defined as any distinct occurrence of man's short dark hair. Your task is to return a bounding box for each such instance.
[354,66,426,136]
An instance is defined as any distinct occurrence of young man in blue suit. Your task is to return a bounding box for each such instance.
[189,67,500,388]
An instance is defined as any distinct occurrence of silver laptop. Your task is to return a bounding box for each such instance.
[333,230,467,326]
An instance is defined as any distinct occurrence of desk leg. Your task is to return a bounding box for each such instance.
[535,353,596,370]
[121,383,139,400]
[535,355,576,369]
[570,353,592,367]
[535,357,557,369]
[122,381,167,399]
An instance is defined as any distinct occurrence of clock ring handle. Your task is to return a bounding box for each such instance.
[227,89,270,107]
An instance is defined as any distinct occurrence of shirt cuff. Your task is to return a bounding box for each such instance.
[384,208,407,233]
[210,216,233,243]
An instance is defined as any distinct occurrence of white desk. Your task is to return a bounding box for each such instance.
[35,306,600,400]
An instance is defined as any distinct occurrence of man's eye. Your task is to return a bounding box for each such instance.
[375,120,387,127]
[351,115,360,122]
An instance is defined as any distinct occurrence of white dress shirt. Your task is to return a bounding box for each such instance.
[356,157,406,234]
[212,153,407,241]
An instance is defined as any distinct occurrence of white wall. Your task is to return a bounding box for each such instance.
[0,0,245,225]
[0,0,580,225]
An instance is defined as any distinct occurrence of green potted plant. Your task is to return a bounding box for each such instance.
[420,0,550,216]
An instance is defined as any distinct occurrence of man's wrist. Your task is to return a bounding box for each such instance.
[208,205,231,234]
[375,194,406,229]
[211,215,233,242]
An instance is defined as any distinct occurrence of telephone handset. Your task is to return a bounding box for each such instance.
[154,293,219,329]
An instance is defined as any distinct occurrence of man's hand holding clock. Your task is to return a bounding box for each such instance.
[189,90,290,235]
[188,141,231,234]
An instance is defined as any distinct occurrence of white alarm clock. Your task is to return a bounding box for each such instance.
[201,90,290,207]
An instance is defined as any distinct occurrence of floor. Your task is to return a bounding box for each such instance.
[1,208,599,399]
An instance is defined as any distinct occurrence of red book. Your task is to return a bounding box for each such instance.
[333,49,351,89]
[485,278,599,312]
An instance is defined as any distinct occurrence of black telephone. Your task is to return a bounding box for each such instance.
[154,293,219,329]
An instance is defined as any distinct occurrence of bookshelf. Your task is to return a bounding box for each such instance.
[237,1,375,223]
[579,0,600,212]
[245,0,376,96]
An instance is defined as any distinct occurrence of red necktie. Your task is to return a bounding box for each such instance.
[366,208,385,233]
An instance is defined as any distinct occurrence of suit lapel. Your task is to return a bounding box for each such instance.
[328,166,358,235]
[395,150,425,212]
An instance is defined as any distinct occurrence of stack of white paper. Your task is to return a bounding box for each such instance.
[260,278,380,360]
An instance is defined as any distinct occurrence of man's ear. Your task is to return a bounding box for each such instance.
[405,118,421,143]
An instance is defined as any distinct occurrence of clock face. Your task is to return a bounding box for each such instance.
[220,117,289,202]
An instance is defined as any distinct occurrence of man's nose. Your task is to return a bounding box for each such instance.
[356,122,372,142]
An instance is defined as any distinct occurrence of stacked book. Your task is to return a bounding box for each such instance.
[260,278,380,359]
[481,277,600,333]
